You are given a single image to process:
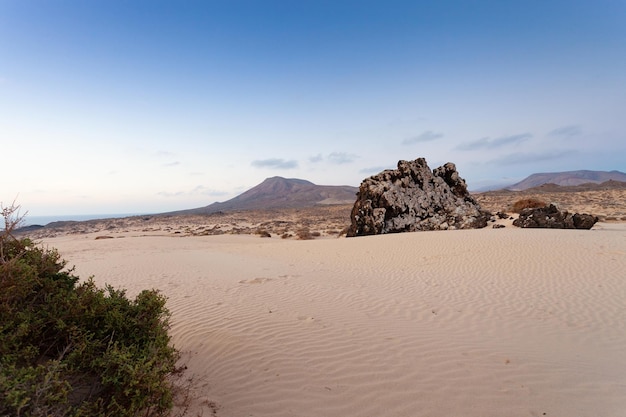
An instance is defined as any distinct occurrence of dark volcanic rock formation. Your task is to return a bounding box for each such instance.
[347,158,491,237]
[512,204,598,229]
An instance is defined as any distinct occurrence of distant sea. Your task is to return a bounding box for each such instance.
[22,213,143,227]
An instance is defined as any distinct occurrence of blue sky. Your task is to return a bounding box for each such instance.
[2,1,625,215]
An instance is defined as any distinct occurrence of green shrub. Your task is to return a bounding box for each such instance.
[0,204,180,416]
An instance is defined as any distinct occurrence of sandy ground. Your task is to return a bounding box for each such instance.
[41,221,626,417]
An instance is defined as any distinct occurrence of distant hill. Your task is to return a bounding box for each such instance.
[507,170,626,190]
[520,179,626,193]
[166,177,358,215]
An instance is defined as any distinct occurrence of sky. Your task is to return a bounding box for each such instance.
[1,0,625,216]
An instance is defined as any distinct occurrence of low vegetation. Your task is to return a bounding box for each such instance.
[0,203,181,416]
[510,198,548,213]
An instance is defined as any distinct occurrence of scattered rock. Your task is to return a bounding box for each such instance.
[492,224,506,229]
[496,211,509,219]
[512,204,598,229]
[347,158,492,236]
[94,235,114,240]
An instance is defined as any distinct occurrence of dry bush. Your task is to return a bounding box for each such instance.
[510,198,547,213]
[296,228,314,240]
[255,229,271,238]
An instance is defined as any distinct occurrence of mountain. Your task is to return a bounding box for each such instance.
[507,170,626,191]
[167,177,358,215]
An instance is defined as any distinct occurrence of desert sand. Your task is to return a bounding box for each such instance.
[41,220,626,417]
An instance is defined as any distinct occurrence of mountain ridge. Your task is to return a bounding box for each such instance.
[506,170,626,190]
[164,176,358,215]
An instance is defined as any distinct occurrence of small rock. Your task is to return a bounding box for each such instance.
[496,211,509,219]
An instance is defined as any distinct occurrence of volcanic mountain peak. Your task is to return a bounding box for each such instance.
[165,177,358,215]
[238,177,316,198]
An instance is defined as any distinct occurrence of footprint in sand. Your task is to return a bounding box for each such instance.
[239,277,273,284]
[240,275,299,284]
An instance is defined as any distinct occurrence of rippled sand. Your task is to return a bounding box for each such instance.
[43,222,626,417]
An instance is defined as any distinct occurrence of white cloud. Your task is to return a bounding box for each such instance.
[548,125,582,137]
[251,158,299,169]
[155,150,177,157]
[457,133,532,151]
[158,185,228,198]
[328,152,358,164]
[488,149,577,165]
[359,166,387,175]
[402,130,443,145]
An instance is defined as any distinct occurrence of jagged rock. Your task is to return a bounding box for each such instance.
[496,211,509,219]
[512,204,598,229]
[571,213,599,229]
[347,158,492,236]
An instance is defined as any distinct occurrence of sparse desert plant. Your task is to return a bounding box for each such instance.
[0,202,182,417]
[510,198,548,213]
[296,228,314,240]
[255,229,271,238]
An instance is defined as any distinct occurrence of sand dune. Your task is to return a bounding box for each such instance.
[43,223,626,417]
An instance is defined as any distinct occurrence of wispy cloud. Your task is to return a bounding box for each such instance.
[328,152,358,164]
[163,161,181,167]
[157,191,185,197]
[308,153,358,164]
[549,125,582,137]
[488,150,577,165]
[158,185,228,198]
[402,130,443,145]
[359,166,388,175]
[457,133,532,151]
[191,185,229,196]
[251,158,298,169]
[155,150,176,157]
